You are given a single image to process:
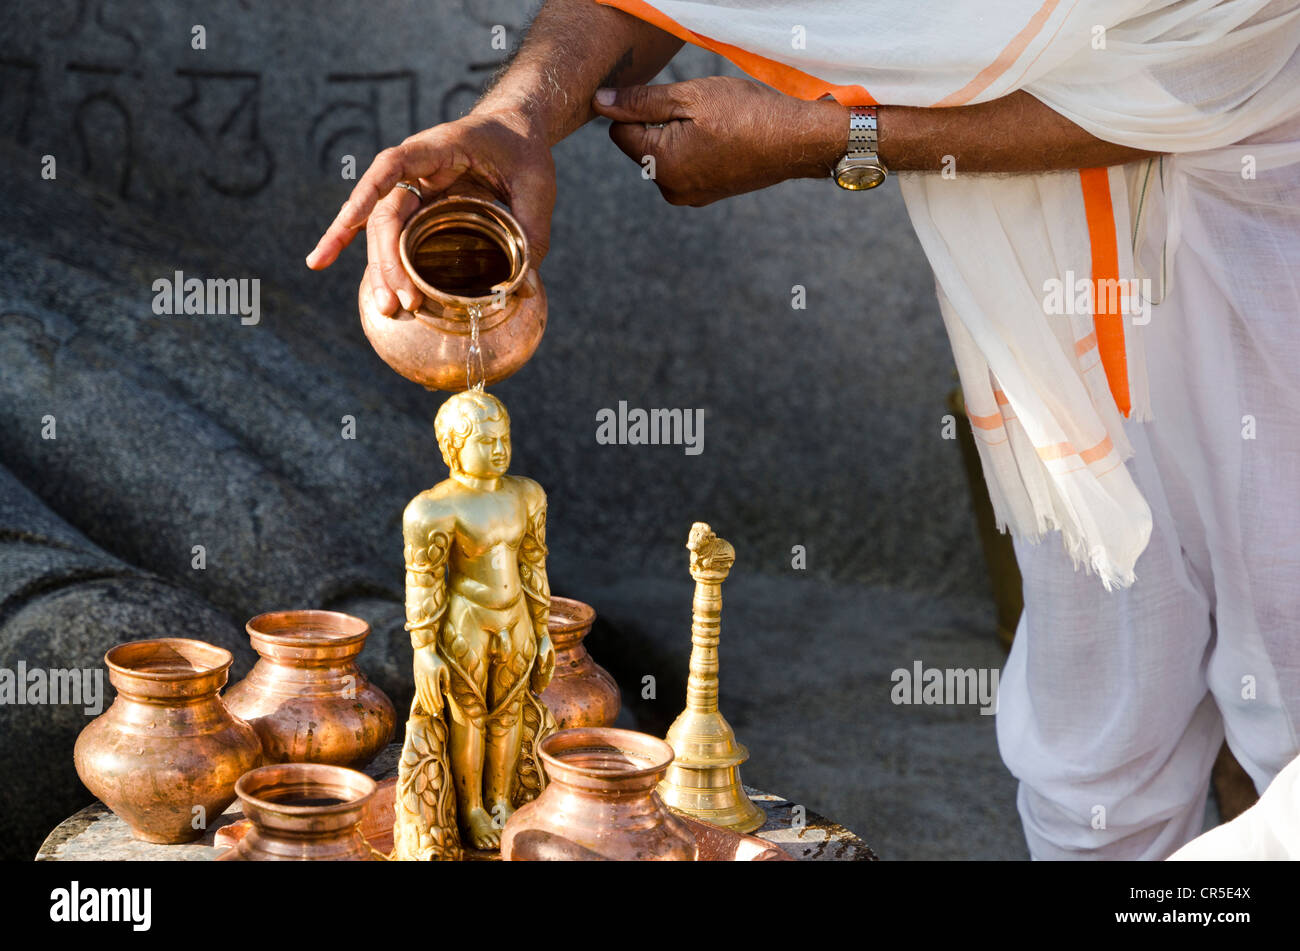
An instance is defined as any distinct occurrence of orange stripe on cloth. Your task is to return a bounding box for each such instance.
[967,411,1004,430]
[931,0,1060,107]
[595,0,876,105]
[1079,167,1130,417]
[1036,434,1113,464]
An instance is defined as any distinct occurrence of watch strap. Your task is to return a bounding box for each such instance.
[847,106,878,159]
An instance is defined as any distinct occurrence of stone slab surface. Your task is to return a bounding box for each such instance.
[38,743,875,861]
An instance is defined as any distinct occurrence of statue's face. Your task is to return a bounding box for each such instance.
[455,415,511,479]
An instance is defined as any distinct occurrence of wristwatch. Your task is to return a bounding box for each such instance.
[833,105,888,190]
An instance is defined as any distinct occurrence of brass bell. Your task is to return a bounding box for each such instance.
[658,523,765,833]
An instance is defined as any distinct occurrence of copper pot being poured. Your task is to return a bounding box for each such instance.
[358,196,547,391]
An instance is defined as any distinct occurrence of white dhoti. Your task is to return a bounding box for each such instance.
[999,130,1300,858]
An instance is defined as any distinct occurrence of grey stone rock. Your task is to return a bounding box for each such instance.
[0,1,1015,860]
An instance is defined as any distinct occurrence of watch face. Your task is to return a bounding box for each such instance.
[837,164,886,190]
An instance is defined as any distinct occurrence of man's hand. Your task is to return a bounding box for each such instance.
[305,111,556,318]
[413,645,452,718]
[591,76,847,206]
[303,0,683,319]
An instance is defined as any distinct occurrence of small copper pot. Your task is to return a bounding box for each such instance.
[539,597,621,729]
[74,638,262,844]
[501,727,698,861]
[219,763,378,861]
[223,610,396,769]
[358,196,547,391]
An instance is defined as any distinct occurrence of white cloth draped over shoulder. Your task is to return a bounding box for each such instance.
[598,0,1300,589]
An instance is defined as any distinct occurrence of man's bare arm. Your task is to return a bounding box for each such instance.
[478,0,684,147]
[592,80,1160,206]
[875,92,1157,173]
[307,0,681,278]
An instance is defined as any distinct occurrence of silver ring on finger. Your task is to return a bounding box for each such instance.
[394,180,423,202]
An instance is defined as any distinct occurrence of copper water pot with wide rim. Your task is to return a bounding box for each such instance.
[223,610,396,769]
[539,596,621,729]
[73,638,262,844]
[358,196,547,391]
[500,727,698,861]
[219,763,378,861]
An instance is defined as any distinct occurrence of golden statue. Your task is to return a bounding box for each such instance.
[392,389,557,860]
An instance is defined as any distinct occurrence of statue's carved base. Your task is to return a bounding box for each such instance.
[392,711,460,861]
[390,690,557,861]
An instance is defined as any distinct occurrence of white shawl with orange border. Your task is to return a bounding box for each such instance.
[598,0,1300,588]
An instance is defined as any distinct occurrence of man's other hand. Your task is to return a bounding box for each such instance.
[592,76,847,206]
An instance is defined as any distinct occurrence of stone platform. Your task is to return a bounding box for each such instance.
[37,743,876,862]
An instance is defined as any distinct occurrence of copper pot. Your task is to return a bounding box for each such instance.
[73,638,262,844]
[358,196,547,391]
[539,597,621,729]
[501,727,698,861]
[224,610,396,769]
[219,763,378,861]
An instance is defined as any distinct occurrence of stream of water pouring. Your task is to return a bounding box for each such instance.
[465,303,485,391]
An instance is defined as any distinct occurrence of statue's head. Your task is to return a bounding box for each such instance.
[435,389,511,479]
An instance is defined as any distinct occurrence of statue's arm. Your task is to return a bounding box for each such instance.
[517,479,554,690]
[404,498,455,715]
